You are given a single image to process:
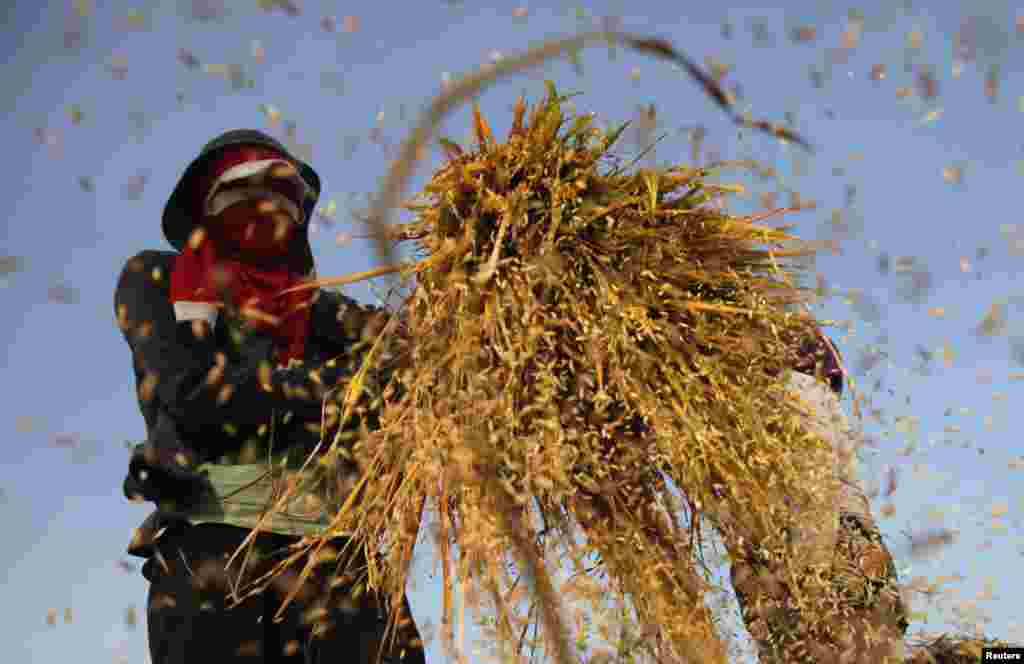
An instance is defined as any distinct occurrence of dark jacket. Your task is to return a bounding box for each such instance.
[117,250,391,556]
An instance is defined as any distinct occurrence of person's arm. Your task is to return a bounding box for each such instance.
[308,287,410,386]
[308,287,393,350]
[115,252,347,451]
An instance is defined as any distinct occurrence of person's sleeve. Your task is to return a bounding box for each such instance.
[308,289,409,407]
[115,252,342,445]
[308,288,393,350]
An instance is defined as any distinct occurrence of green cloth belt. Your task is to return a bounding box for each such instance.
[159,460,352,538]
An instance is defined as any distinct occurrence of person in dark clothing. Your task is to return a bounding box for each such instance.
[721,332,909,663]
[116,129,426,663]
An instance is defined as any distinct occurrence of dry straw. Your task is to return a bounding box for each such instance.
[221,30,924,663]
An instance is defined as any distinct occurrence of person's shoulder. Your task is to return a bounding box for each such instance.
[115,251,179,331]
[120,250,177,277]
[117,251,177,291]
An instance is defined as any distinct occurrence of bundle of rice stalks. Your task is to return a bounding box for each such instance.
[242,31,842,664]
[330,84,835,661]
[908,634,1022,664]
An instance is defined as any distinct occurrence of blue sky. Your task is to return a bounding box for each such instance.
[2,1,1023,662]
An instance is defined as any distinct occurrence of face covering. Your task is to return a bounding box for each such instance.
[169,144,315,367]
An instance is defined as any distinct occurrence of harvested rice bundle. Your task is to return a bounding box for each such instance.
[325,83,832,663]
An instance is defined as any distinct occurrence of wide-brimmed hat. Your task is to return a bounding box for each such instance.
[162,129,321,274]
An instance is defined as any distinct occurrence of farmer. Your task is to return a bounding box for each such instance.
[569,331,910,663]
[724,334,910,663]
[115,129,427,663]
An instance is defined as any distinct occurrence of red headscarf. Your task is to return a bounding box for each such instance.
[169,144,313,367]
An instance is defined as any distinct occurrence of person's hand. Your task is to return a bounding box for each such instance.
[312,357,351,389]
[123,441,214,508]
